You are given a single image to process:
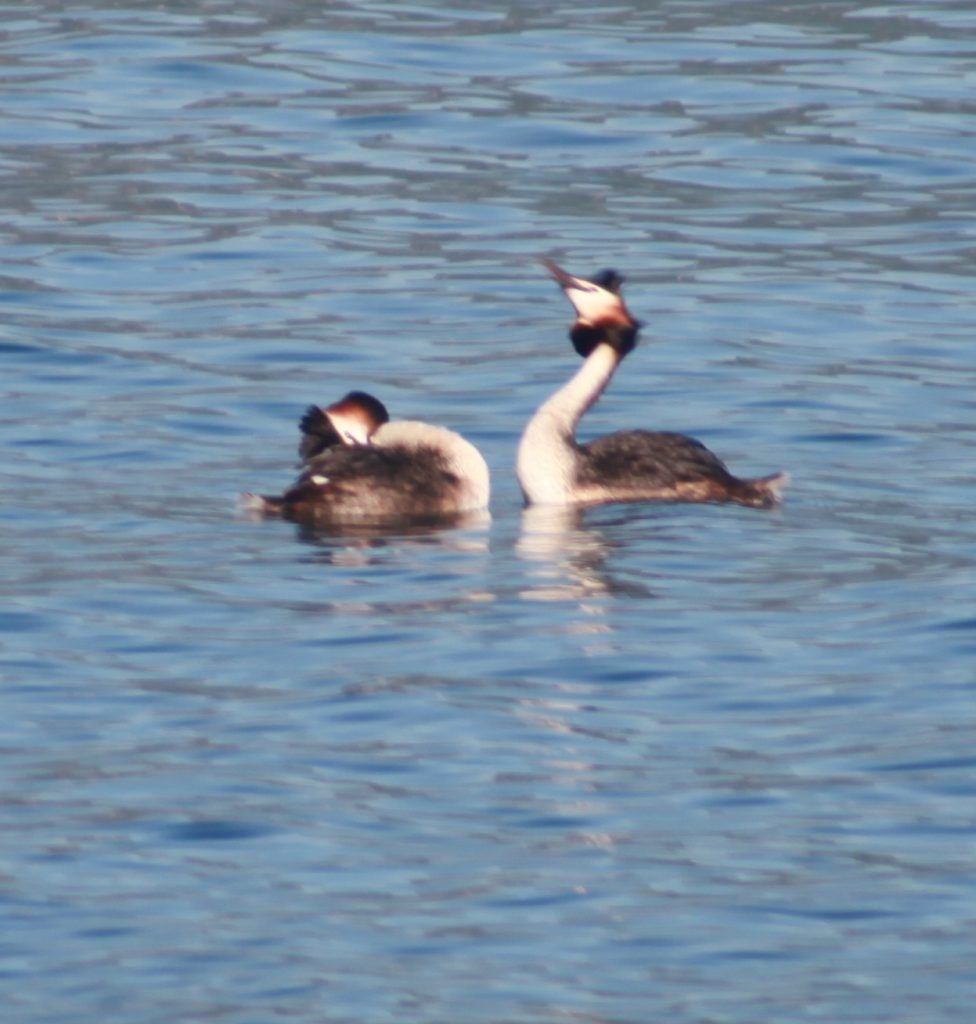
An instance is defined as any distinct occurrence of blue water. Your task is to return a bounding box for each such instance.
[2,2,976,1021]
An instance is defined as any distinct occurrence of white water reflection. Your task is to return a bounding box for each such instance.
[518,504,660,607]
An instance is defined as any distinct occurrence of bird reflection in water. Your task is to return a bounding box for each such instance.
[292,508,490,555]
[517,504,658,606]
[276,510,493,617]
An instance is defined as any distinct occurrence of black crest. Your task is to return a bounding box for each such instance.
[592,268,624,293]
[298,405,343,462]
[338,391,390,428]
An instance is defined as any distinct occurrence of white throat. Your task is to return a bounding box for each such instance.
[516,344,620,505]
[326,410,372,446]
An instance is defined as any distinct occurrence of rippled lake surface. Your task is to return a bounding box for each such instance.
[2,2,975,1021]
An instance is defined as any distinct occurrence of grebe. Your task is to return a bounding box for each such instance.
[296,389,389,462]
[516,259,787,510]
[244,390,490,524]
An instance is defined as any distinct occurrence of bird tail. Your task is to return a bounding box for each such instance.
[238,492,283,517]
[735,472,789,509]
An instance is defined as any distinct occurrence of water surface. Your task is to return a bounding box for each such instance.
[2,2,975,1022]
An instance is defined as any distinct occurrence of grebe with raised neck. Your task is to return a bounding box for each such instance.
[244,390,490,524]
[516,259,786,510]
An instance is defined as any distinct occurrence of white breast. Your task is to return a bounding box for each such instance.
[373,421,490,511]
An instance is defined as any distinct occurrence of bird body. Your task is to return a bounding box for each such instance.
[245,393,489,525]
[517,260,786,510]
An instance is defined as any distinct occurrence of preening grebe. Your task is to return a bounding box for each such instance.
[516,259,787,510]
[244,391,490,524]
[296,390,389,461]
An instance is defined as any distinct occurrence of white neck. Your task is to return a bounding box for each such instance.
[374,420,491,511]
[517,343,621,505]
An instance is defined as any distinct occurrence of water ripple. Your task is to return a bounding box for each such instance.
[1,2,975,1023]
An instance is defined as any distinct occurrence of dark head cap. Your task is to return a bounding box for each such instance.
[339,391,390,429]
[591,268,625,293]
[325,391,390,445]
